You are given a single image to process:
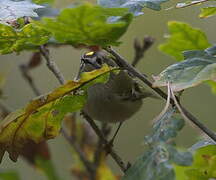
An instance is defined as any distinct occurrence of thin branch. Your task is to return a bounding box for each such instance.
[39,45,65,85]
[61,129,96,180]
[93,123,110,173]
[105,46,216,142]
[132,36,154,67]
[81,111,128,172]
[19,53,41,96]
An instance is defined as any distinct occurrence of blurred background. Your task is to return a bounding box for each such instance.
[0,0,216,179]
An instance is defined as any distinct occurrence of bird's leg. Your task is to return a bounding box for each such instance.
[111,122,123,143]
[104,122,123,154]
[109,122,123,145]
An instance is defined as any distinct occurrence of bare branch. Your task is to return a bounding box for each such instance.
[61,129,96,180]
[39,45,66,85]
[81,111,128,172]
[132,36,154,67]
[19,52,42,96]
[105,46,216,142]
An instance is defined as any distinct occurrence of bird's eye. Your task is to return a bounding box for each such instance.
[96,57,102,65]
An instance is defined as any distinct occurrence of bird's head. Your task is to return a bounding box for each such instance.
[75,51,116,80]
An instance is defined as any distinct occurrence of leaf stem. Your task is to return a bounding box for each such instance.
[170,87,216,141]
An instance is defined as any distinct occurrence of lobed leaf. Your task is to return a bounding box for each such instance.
[98,0,169,16]
[200,7,216,18]
[0,0,44,25]
[41,3,132,47]
[153,46,216,92]
[175,144,216,180]
[122,108,192,180]
[159,21,210,60]
[0,23,50,54]
[0,65,116,163]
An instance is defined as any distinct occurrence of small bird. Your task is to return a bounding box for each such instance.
[76,51,157,123]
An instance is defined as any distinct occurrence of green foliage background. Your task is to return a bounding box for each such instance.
[0,0,216,179]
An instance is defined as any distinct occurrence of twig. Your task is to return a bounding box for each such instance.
[39,45,65,85]
[61,129,96,180]
[19,52,42,96]
[105,46,216,142]
[81,111,128,172]
[132,36,154,67]
[93,123,110,174]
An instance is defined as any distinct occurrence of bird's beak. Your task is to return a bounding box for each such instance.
[74,61,85,81]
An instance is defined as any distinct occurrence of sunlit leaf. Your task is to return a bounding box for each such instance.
[41,3,132,47]
[0,65,117,163]
[0,23,50,54]
[0,171,20,180]
[33,0,54,5]
[199,7,216,18]
[122,108,192,180]
[159,21,210,60]
[153,47,216,92]
[0,0,44,25]
[175,144,216,180]
[98,0,169,16]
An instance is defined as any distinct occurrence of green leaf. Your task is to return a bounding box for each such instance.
[145,108,184,144]
[159,21,210,60]
[0,171,20,180]
[0,65,117,163]
[175,144,216,180]
[33,0,54,5]
[98,0,169,16]
[153,47,216,92]
[122,108,192,180]
[0,0,44,25]
[41,3,132,47]
[200,7,216,18]
[0,23,50,54]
